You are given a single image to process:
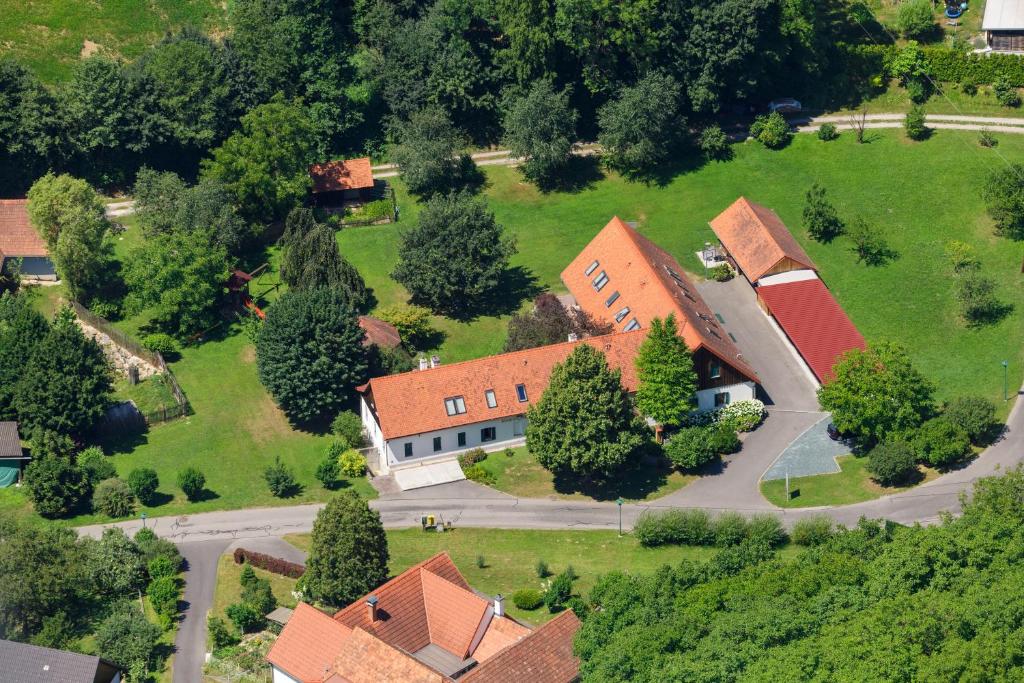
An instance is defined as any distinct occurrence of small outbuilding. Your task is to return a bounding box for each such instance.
[0,639,123,683]
[0,199,56,280]
[309,158,376,205]
[983,0,1024,52]
[0,422,27,488]
[358,315,402,349]
[709,197,817,284]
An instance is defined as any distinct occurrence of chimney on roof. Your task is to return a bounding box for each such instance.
[430,354,441,368]
[367,595,379,622]
[567,332,579,342]
[494,594,505,618]
[418,357,429,371]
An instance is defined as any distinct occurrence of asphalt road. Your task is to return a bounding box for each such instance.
[174,539,230,683]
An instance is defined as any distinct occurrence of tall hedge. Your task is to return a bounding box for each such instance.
[838,44,1024,86]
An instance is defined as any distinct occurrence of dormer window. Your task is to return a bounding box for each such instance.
[624,318,641,332]
[485,390,497,408]
[592,272,609,291]
[444,396,467,416]
[614,306,631,323]
[605,291,620,307]
[515,384,528,402]
[584,260,600,276]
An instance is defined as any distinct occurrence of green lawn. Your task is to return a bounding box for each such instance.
[211,554,299,624]
[346,130,1023,412]
[824,79,1024,119]
[476,446,695,502]
[113,374,178,416]
[283,529,798,623]
[760,454,940,508]
[0,0,227,82]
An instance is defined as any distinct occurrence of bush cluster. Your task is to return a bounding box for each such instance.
[141,333,178,355]
[866,440,918,486]
[708,264,734,282]
[717,399,766,432]
[331,411,365,448]
[663,423,740,470]
[457,448,488,469]
[817,123,838,141]
[232,547,306,578]
[790,515,834,546]
[512,588,544,610]
[698,125,730,160]
[635,509,787,548]
[843,44,1024,87]
[463,464,495,485]
[749,112,791,149]
[357,199,393,222]
[93,478,137,518]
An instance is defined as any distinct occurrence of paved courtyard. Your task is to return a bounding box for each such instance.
[761,415,852,481]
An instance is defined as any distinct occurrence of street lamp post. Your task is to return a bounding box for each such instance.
[1003,360,1010,401]
[141,512,147,529]
[616,497,624,537]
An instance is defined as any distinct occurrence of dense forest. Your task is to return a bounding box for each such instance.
[0,0,875,196]
[575,467,1024,682]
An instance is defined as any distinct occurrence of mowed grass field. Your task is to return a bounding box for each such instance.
[0,0,227,82]
[343,129,1023,413]
[760,455,941,508]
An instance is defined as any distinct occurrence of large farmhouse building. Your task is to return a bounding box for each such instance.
[358,216,759,483]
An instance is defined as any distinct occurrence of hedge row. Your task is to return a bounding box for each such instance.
[232,547,305,578]
[839,44,1024,86]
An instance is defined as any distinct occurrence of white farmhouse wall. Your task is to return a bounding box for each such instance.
[695,381,756,412]
[272,665,301,683]
[383,416,527,469]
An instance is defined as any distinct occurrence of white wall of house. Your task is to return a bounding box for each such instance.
[384,416,527,470]
[695,381,756,412]
[271,665,300,683]
[360,396,388,472]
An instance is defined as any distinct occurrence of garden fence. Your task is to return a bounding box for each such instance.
[70,300,191,426]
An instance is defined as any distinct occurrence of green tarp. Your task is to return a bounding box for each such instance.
[0,461,21,488]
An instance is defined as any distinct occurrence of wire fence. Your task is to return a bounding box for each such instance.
[69,300,191,426]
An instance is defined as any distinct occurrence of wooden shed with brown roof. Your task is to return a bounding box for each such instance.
[309,158,376,205]
[709,197,816,284]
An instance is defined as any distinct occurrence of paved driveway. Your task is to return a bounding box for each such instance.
[696,277,820,412]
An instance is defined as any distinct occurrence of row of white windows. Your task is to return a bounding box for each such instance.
[403,427,497,457]
[444,385,528,416]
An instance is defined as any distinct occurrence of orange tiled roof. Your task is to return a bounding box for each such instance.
[472,614,531,662]
[561,217,758,383]
[461,611,582,683]
[708,197,817,282]
[267,603,352,683]
[0,199,48,259]
[333,627,445,683]
[421,570,490,658]
[358,330,646,441]
[310,158,375,193]
[359,315,402,349]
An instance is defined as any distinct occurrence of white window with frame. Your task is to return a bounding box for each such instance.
[592,271,609,291]
[485,389,497,408]
[714,391,731,407]
[584,259,600,276]
[605,291,620,307]
[515,384,528,402]
[444,396,467,416]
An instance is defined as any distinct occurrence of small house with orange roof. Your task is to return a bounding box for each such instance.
[0,199,56,280]
[309,158,376,206]
[267,552,581,683]
[561,217,759,413]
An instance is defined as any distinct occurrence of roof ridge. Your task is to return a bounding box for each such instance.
[362,328,647,388]
[333,551,458,622]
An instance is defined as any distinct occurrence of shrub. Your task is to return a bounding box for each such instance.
[664,425,722,470]
[126,467,159,505]
[545,571,574,612]
[207,616,239,650]
[746,514,788,548]
[88,299,120,320]
[141,333,178,355]
[457,448,488,469]
[564,596,590,619]
[956,273,1003,325]
[331,411,364,448]
[866,440,919,486]
[136,529,182,570]
[708,424,741,455]
[93,478,137,518]
[717,399,766,432]
[536,559,550,578]
[904,105,928,141]
[476,554,486,568]
[315,451,340,489]
[358,199,393,222]
[338,448,366,477]
[512,589,544,610]
[698,125,730,160]
[979,130,998,148]
[232,547,305,578]
[463,464,495,485]
[994,76,1022,107]
[226,602,265,633]
[944,240,978,273]
[147,575,179,625]
[241,574,276,615]
[791,515,834,546]
[634,508,714,547]
[817,122,838,141]
[177,467,205,501]
[263,456,297,498]
[709,264,734,282]
[895,0,936,39]
[148,556,177,581]
[942,395,997,444]
[376,304,437,350]
[749,112,791,149]
[913,417,971,467]
[713,511,749,547]
[78,447,116,485]
[24,453,91,518]
[961,78,978,96]
[905,78,930,104]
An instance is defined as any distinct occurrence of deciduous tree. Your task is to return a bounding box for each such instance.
[305,491,389,607]
[504,293,611,352]
[634,315,698,427]
[803,183,844,242]
[982,164,1024,240]
[390,107,479,198]
[95,602,161,679]
[502,80,578,187]
[598,73,683,174]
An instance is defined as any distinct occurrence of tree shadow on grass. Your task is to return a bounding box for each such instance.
[190,488,219,503]
[551,448,675,501]
[441,265,543,322]
[622,151,707,188]
[143,491,175,508]
[96,429,149,456]
[537,155,605,194]
[964,301,1015,328]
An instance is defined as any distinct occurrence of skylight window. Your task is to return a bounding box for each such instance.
[444,396,467,416]
[624,318,641,332]
[605,291,620,307]
[592,272,609,291]
[485,390,497,408]
[614,306,631,323]
[585,260,600,276]
[515,384,528,402]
